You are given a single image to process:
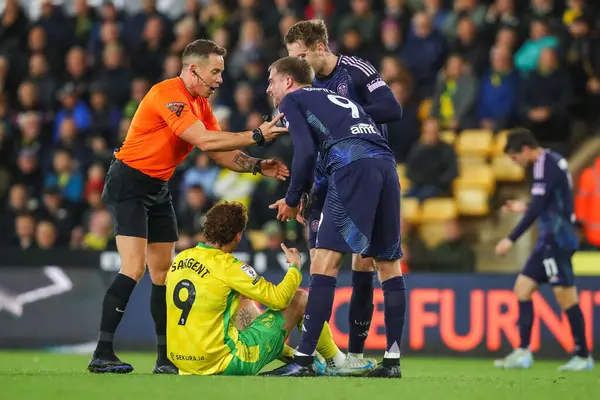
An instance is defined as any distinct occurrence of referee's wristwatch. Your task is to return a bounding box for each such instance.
[252,127,265,147]
[252,159,263,175]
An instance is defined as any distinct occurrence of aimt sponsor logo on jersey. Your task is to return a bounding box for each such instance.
[350,123,378,135]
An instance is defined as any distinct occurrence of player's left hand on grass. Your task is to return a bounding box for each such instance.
[495,238,513,256]
[260,159,289,181]
[269,198,299,222]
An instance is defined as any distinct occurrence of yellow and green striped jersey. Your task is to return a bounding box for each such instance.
[166,242,302,375]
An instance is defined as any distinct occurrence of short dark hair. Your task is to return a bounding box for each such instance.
[269,57,315,85]
[202,201,248,246]
[182,39,227,64]
[284,19,329,50]
[504,128,539,153]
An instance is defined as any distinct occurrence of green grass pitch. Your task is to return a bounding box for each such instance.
[0,351,597,400]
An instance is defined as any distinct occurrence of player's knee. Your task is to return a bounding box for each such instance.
[374,259,402,281]
[290,290,309,316]
[513,275,536,300]
[147,242,175,285]
[553,286,579,310]
[352,255,375,272]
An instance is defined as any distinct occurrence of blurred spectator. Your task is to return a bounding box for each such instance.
[82,209,116,250]
[35,219,58,249]
[198,0,230,38]
[430,54,479,130]
[89,82,121,143]
[53,83,92,142]
[64,47,92,101]
[228,19,267,80]
[44,149,84,203]
[520,48,572,143]
[565,16,600,125]
[35,186,76,246]
[451,16,488,76]
[405,119,458,201]
[132,16,168,83]
[429,219,476,272]
[482,0,523,45]
[338,26,378,65]
[442,0,487,40]
[177,185,214,237]
[401,12,447,97]
[12,213,37,249]
[28,53,58,111]
[383,0,412,38]
[495,26,520,54]
[514,18,559,75]
[263,220,284,251]
[0,0,29,55]
[96,43,133,109]
[479,45,519,131]
[337,0,380,47]
[423,0,450,32]
[0,184,35,241]
[14,149,44,200]
[400,217,428,271]
[123,78,150,118]
[161,53,183,80]
[182,152,220,197]
[380,18,404,58]
[387,78,420,162]
[304,0,337,37]
[55,117,89,164]
[69,0,98,48]
[16,112,44,156]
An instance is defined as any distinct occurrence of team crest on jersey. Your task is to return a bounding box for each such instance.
[337,83,348,96]
[311,220,320,232]
[165,102,185,117]
[241,264,258,279]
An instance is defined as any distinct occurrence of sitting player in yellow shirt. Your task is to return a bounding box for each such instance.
[166,201,347,375]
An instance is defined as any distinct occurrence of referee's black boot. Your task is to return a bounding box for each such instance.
[88,356,134,374]
[365,362,402,378]
[153,360,178,375]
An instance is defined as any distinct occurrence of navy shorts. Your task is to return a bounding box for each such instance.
[521,243,575,287]
[307,209,321,249]
[314,159,402,261]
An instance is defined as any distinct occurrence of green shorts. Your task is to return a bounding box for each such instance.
[222,310,287,376]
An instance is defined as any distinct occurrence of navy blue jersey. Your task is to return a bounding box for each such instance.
[280,87,395,207]
[313,54,402,139]
[509,150,579,251]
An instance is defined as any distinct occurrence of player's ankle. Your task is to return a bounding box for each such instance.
[382,357,400,367]
[294,354,313,367]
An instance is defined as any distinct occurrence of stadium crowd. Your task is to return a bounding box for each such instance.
[0,0,599,272]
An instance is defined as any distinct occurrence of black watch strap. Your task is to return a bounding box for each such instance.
[252,159,263,175]
[253,128,265,147]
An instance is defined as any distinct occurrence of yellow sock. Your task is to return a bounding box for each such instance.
[316,322,342,361]
[282,344,295,359]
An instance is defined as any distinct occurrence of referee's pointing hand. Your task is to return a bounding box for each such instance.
[259,113,288,141]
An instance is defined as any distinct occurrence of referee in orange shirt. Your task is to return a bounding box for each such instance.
[88,39,288,374]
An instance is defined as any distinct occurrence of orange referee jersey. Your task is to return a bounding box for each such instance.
[115,77,220,181]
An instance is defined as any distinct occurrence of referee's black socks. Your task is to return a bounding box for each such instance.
[150,283,170,365]
[94,273,137,359]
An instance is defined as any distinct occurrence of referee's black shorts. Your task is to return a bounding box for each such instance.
[102,159,179,243]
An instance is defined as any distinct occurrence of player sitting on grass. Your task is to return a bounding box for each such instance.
[494,129,594,371]
[165,201,345,375]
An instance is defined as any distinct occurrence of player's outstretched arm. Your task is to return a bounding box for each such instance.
[207,151,290,181]
[179,119,287,152]
[227,245,303,310]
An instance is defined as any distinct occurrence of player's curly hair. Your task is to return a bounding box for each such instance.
[202,201,248,246]
[283,19,330,50]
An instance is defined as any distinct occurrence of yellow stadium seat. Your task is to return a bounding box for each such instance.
[458,155,486,171]
[419,223,448,248]
[401,197,420,224]
[247,230,267,251]
[492,154,525,182]
[493,130,511,156]
[455,186,489,216]
[399,175,411,194]
[418,198,458,247]
[454,164,495,195]
[396,164,405,178]
[420,198,458,222]
[439,130,456,145]
[455,129,493,158]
